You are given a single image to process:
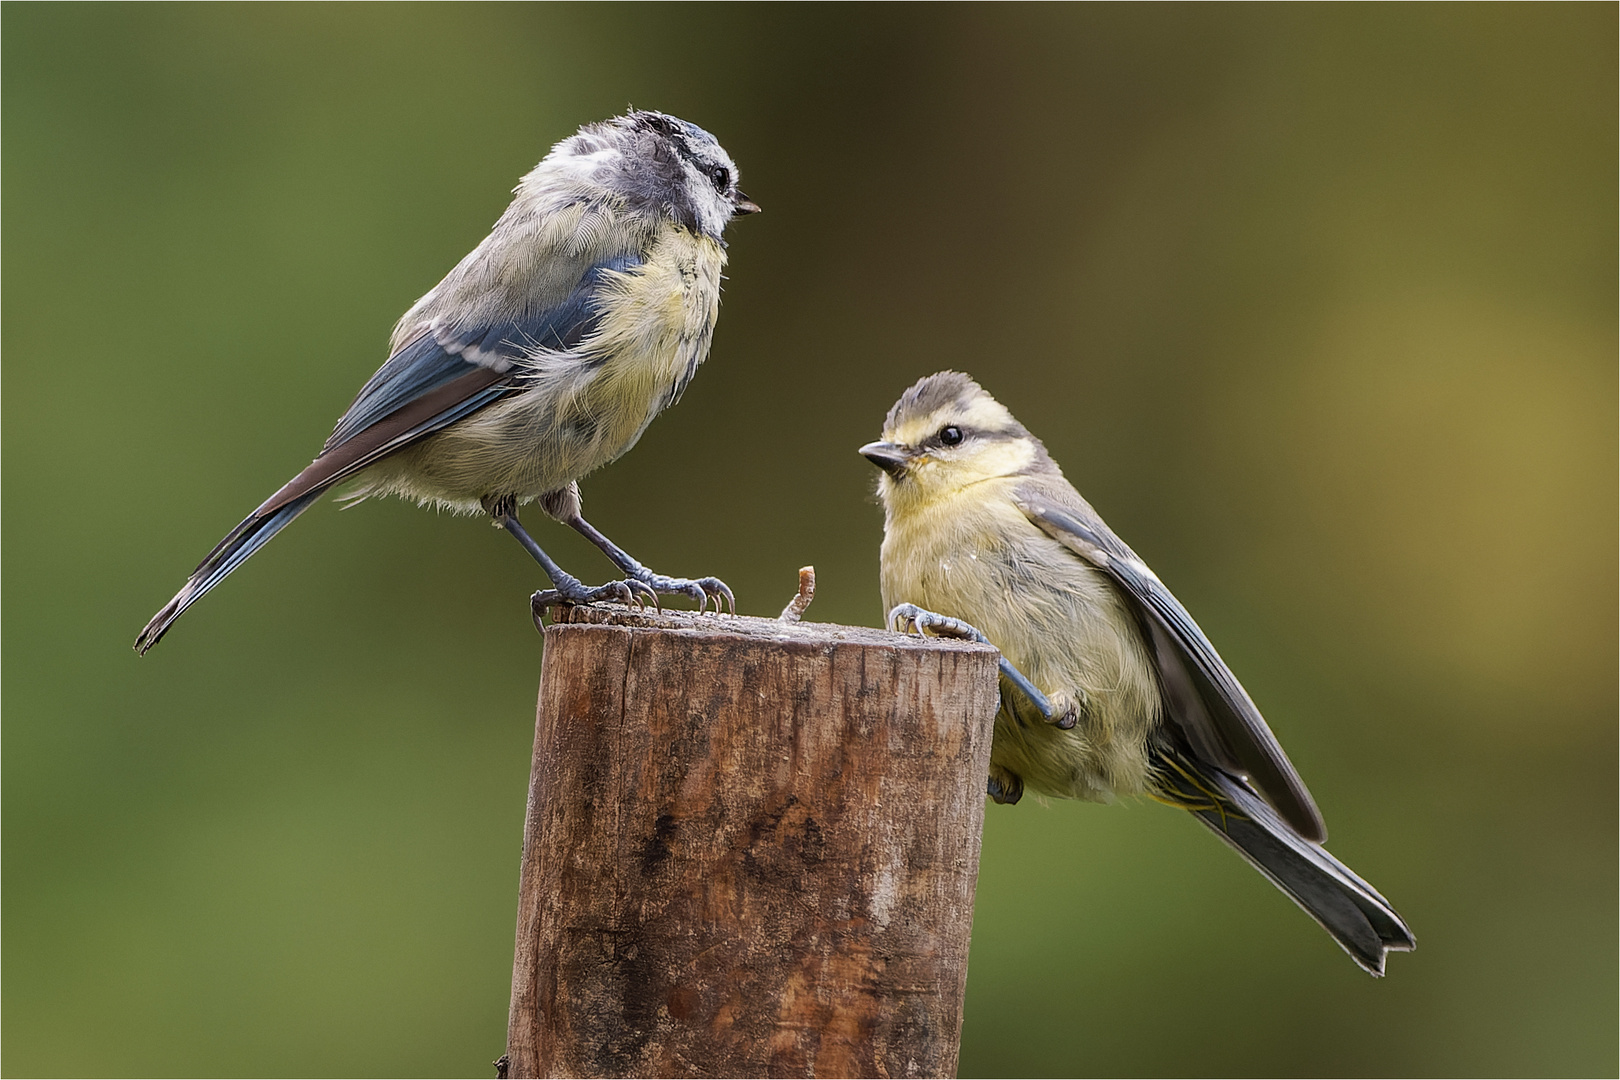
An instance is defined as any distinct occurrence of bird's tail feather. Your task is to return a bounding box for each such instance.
[134,489,325,655]
[1153,750,1415,975]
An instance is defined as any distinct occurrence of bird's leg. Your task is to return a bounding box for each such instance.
[887,602,1078,730]
[559,509,735,614]
[483,496,658,619]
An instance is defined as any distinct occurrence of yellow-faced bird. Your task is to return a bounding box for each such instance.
[137,111,758,654]
[862,371,1413,975]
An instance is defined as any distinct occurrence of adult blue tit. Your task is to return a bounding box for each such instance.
[136,110,760,655]
[862,371,1413,976]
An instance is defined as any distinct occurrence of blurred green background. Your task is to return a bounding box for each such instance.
[5,4,1615,1076]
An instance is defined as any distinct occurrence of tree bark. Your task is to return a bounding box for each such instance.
[505,605,1000,1079]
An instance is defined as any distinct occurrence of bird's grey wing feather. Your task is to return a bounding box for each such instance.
[324,252,642,451]
[1015,486,1328,842]
[260,251,645,515]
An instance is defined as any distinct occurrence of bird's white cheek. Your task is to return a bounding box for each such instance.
[970,440,1038,479]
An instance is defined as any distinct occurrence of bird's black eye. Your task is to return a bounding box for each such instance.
[709,165,730,192]
[939,426,964,446]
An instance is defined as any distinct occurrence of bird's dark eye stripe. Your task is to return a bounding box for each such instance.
[921,424,1025,449]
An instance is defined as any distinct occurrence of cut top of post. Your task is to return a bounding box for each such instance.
[548,603,1001,655]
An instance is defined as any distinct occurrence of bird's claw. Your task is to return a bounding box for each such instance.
[886,603,991,645]
[628,579,660,610]
[987,768,1024,805]
[1046,689,1084,730]
[707,578,737,615]
[636,572,734,614]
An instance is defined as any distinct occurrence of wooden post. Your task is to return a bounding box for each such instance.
[504,605,1000,1079]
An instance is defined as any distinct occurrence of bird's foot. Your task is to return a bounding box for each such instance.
[887,602,989,643]
[887,603,1071,726]
[1045,690,1082,731]
[530,574,659,627]
[627,570,735,614]
[988,766,1024,805]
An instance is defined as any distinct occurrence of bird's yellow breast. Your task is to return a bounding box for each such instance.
[585,225,724,413]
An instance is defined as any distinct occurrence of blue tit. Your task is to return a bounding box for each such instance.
[137,110,759,655]
[862,371,1413,976]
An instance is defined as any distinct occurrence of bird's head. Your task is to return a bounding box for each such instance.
[547,110,759,240]
[860,371,1054,513]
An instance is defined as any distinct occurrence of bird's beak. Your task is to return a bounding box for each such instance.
[731,191,762,216]
[860,441,910,477]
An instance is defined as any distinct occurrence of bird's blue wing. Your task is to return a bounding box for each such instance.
[324,252,642,452]
[136,251,645,654]
[1016,489,1328,842]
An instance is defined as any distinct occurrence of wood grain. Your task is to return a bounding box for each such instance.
[505,605,1000,1079]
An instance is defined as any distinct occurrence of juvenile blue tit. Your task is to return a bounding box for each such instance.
[137,110,759,655]
[862,371,1414,976]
